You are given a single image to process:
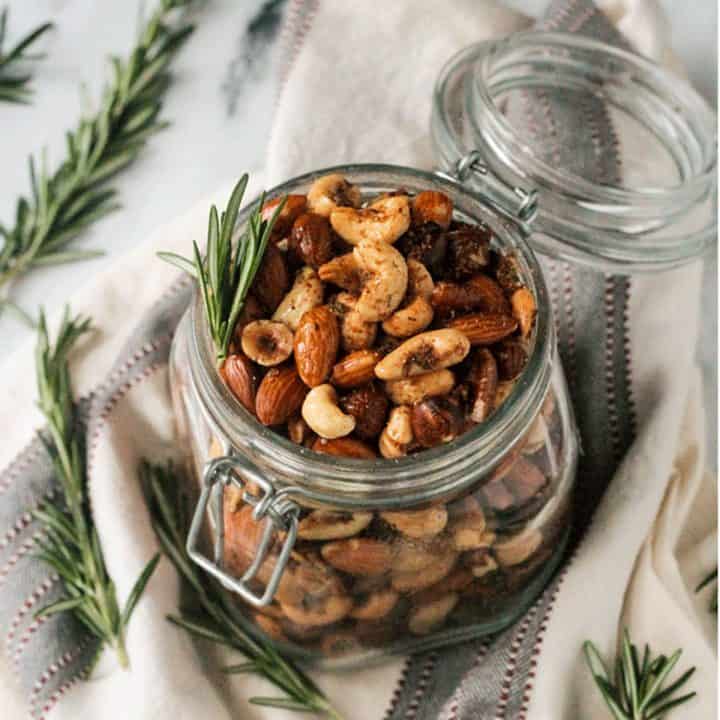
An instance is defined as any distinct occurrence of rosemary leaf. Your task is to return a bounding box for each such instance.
[584,629,696,720]
[159,175,286,364]
[695,567,717,612]
[0,0,195,310]
[32,307,160,670]
[143,460,344,719]
[0,7,53,104]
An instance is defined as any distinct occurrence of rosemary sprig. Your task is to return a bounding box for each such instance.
[33,307,160,670]
[695,567,717,613]
[0,7,53,104]
[158,174,285,364]
[0,0,195,312]
[584,629,696,720]
[143,460,343,719]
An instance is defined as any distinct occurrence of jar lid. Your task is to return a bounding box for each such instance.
[432,32,717,272]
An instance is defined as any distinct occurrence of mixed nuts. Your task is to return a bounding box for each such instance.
[205,174,571,659]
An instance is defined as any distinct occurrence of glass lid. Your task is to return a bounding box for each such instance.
[432,31,717,272]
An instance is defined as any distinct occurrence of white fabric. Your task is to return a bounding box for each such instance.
[0,1,715,719]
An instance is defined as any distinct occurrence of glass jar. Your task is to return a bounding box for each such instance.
[169,166,578,668]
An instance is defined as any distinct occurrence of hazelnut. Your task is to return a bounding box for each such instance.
[289,212,334,268]
[252,242,289,312]
[410,397,464,448]
[241,320,294,366]
[340,384,389,440]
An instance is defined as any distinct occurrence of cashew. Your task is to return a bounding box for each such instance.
[307,173,361,217]
[385,369,455,405]
[272,266,323,331]
[408,594,458,635]
[318,252,362,293]
[391,549,456,592]
[330,195,411,245]
[298,510,373,540]
[375,329,470,380]
[494,528,542,567]
[382,259,435,338]
[301,384,356,439]
[379,405,414,458]
[334,292,377,352]
[382,507,448,538]
[241,320,293,366]
[353,238,408,322]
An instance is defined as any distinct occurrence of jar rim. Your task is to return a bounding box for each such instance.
[432,31,718,272]
[187,163,556,509]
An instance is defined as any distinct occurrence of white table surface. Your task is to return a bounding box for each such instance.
[0,1,716,717]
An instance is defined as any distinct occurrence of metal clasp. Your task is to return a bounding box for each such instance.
[435,150,539,226]
[186,454,300,607]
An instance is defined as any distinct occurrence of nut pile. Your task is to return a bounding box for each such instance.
[220,173,539,458]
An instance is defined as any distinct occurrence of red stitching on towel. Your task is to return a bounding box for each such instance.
[0,440,46,496]
[403,651,439,720]
[445,640,491,720]
[0,533,43,587]
[277,0,320,88]
[561,262,578,388]
[0,489,57,552]
[623,279,636,434]
[13,616,48,671]
[5,574,59,648]
[567,6,595,33]
[38,667,90,720]
[541,0,582,32]
[382,656,411,720]
[29,638,93,711]
[604,276,623,460]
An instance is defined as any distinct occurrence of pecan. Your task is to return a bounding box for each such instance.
[467,348,498,422]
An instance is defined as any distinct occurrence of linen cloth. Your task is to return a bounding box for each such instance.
[0,2,715,720]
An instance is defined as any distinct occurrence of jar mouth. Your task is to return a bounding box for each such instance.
[432,32,717,271]
[188,164,554,508]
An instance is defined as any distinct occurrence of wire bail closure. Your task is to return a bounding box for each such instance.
[186,454,300,607]
[435,150,539,226]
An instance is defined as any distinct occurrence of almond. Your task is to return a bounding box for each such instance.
[294,306,340,387]
[255,366,307,426]
[321,538,393,576]
[252,242,289,312]
[261,194,307,236]
[381,506,448,538]
[311,436,378,458]
[331,349,381,388]
[289,212,334,268]
[220,353,258,414]
[511,287,537,338]
[467,348,498,422]
[223,505,265,575]
[411,190,453,229]
[340,384,389,440]
[448,313,518,345]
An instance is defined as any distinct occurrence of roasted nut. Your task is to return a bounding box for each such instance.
[431,274,510,315]
[375,329,470,380]
[391,539,441,572]
[379,405,414,458]
[340,384,389,440]
[331,195,411,245]
[321,538,393,576]
[224,505,266,574]
[253,613,287,642]
[495,339,528,380]
[468,348,498,422]
[294,306,341,387]
[385,369,455,405]
[382,259,435,338]
[392,549,456,592]
[494,528,542,566]
[241,320,293,366]
[321,633,364,657]
[252,243,289,312]
[503,456,547,505]
[445,223,492,279]
[495,253,523,292]
[411,190,453,229]
[399,223,448,275]
[481,477,516,513]
[350,589,399,620]
[312,436,378,458]
[318,252,362,293]
[511,287,537,338]
[468,552,499,579]
[353,239,408,322]
[411,397,464,448]
[233,294,266,336]
[281,591,353,628]
[522,415,548,454]
[448,313,518,346]
[287,414,312,445]
[302,384,356,439]
[332,292,378,352]
[381,506,447,538]
[220,353,258,414]
[331,349,381,388]
[307,173,361,217]
[261,194,307,235]
[298,510,373,540]
[408,593,458,635]
[273,266,323,331]
[494,380,517,406]
[255,366,307,426]
[289,212,334,268]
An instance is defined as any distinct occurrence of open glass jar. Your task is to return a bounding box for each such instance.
[169,166,578,667]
